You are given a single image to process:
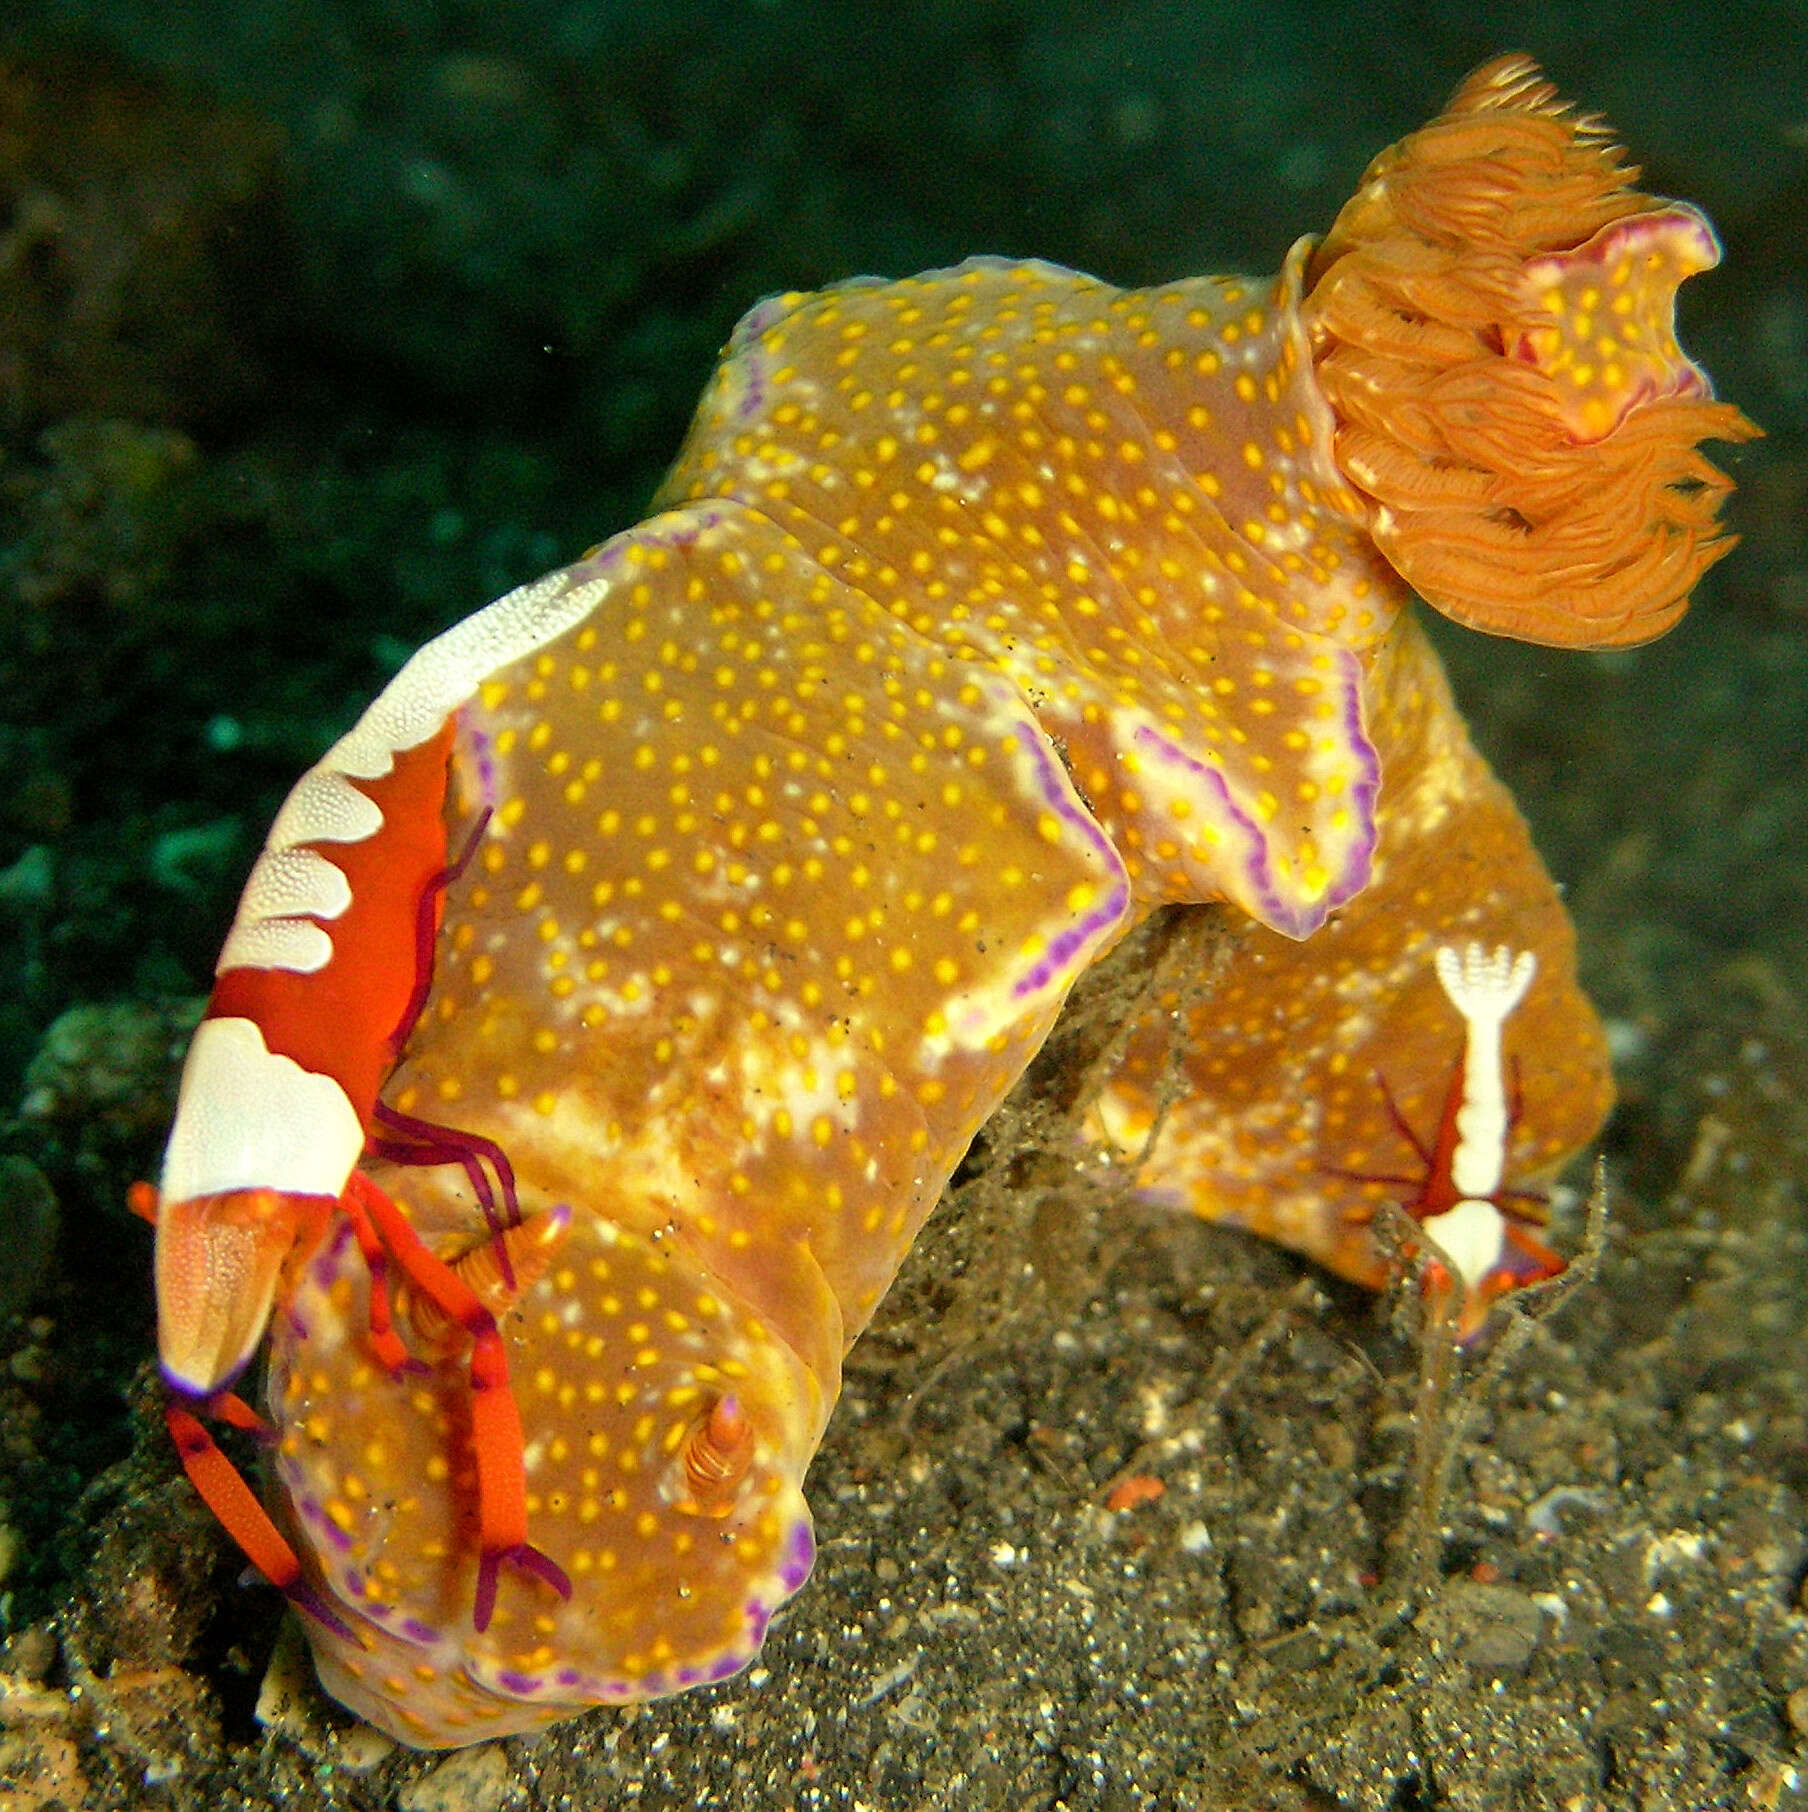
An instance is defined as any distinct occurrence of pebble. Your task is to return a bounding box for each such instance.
[396,1742,512,1812]
[334,1724,398,1773]
[1444,1580,1546,1674]
[252,1620,397,1772]
[253,1619,316,1741]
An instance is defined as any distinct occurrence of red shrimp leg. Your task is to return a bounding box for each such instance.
[333,1200,416,1376]
[341,1170,572,1630]
[133,1180,350,1630]
[202,1388,271,1437]
[164,1402,359,1643]
[1502,1220,1565,1281]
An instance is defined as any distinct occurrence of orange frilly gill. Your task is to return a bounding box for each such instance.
[141,58,1755,1746]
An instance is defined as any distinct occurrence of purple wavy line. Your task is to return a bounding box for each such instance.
[462,721,499,815]
[561,506,729,597]
[780,1517,816,1591]
[1129,650,1378,939]
[1332,656,1381,910]
[733,292,799,348]
[456,1510,809,1708]
[1130,723,1283,923]
[296,1492,354,1554]
[1005,720,1131,999]
[735,341,771,422]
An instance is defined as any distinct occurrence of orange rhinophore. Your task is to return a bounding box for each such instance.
[141,56,1751,1747]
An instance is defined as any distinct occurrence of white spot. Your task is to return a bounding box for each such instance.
[1433,943,1536,1201]
[159,1015,364,1204]
[1529,1590,1569,1629]
[1418,1196,1507,1296]
[1642,1530,1706,1584]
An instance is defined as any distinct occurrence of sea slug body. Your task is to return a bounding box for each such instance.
[143,56,1754,1746]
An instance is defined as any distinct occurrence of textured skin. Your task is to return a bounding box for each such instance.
[662,243,1392,939]
[268,504,1136,1741]
[256,280,1587,1742]
[163,59,1753,1746]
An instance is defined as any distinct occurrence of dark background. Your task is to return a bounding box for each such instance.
[1,6,1805,1808]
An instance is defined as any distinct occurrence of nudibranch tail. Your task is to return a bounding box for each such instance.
[1303,53,1759,648]
[1084,617,1614,1339]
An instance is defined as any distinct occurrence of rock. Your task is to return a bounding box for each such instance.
[0,1156,57,1322]
[396,1743,512,1812]
[1436,1580,1547,1675]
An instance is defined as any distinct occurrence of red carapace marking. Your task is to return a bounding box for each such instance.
[205,718,460,1124]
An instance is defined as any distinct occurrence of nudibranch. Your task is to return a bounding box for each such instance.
[139,56,1754,1746]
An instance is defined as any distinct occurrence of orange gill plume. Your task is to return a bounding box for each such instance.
[1301,53,1760,648]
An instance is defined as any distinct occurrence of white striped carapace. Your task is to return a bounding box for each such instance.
[140,563,612,1637]
[153,563,607,1393]
[1415,942,1545,1310]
